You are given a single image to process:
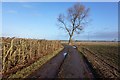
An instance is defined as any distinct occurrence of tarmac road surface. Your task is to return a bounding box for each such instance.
[27,45,94,78]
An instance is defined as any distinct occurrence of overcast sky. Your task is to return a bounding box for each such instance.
[2,2,118,41]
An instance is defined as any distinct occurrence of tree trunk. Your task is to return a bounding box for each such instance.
[68,36,72,45]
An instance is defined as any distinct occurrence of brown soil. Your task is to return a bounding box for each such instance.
[81,47,120,78]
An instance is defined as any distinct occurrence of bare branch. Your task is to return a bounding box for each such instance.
[57,3,90,45]
[57,14,71,36]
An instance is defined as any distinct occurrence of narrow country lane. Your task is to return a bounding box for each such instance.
[58,46,94,78]
[27,45,95,78]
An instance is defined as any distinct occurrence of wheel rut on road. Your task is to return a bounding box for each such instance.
[27,45,94,78]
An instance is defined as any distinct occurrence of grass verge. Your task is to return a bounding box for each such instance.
[8,48,63,78]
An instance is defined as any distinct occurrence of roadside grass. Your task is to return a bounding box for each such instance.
[8,48,63,78]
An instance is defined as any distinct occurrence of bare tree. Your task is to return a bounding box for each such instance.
[57,3,90,45]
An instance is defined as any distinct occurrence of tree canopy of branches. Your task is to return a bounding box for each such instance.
[57,3,90,45]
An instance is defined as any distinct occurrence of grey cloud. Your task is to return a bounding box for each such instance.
[76,31,118,40]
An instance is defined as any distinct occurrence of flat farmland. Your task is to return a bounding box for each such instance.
[1,38,120,78]
[77,42,120,78]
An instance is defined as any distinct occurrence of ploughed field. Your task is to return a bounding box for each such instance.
[76,42,120,78]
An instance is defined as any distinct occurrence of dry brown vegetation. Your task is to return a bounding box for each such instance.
[1,37,63,77]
